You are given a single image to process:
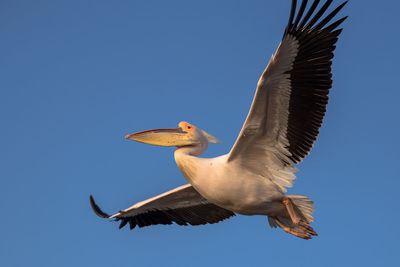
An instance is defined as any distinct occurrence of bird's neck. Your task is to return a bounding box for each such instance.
[174,145,206,185]
[175,143,208,157]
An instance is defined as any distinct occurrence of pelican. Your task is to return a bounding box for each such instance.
[90,0,348,239]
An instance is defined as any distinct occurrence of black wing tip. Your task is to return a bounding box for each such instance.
[89,194,111,218]
[118,219,129,229]
[286,0,348,35]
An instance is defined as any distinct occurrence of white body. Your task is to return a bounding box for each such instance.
[175,148,285,216]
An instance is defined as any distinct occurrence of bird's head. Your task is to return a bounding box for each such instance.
[125,121,219,148]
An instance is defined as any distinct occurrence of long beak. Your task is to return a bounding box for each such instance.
[125,128,199,147]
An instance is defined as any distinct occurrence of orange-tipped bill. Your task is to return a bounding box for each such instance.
[125,128,199,147]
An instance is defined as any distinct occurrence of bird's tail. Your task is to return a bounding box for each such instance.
[287,195,314,223]
[268,195,315,228]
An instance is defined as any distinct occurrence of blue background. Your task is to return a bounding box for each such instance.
[1,0,399,266]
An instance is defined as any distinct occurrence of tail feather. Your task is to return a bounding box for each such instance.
[287,195,315,223]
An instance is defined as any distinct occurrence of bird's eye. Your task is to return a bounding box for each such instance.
[187,126,191,129]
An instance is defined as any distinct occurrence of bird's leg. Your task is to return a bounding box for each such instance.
[282,197,301,224]
[282,197,317,236]
[272,216,311,240]
[297,221,317,236]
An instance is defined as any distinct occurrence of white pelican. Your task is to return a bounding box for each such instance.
[90,0,348,239]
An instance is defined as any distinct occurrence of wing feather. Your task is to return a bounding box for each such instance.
[90,184,235,229]
[227,0,347,191]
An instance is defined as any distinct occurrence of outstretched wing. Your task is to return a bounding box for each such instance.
[228,0,347,191]
[90,184,235,229]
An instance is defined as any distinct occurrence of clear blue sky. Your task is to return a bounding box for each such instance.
[1,0,399,266]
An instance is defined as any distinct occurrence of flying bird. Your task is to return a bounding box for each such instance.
[90,0,348,239]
